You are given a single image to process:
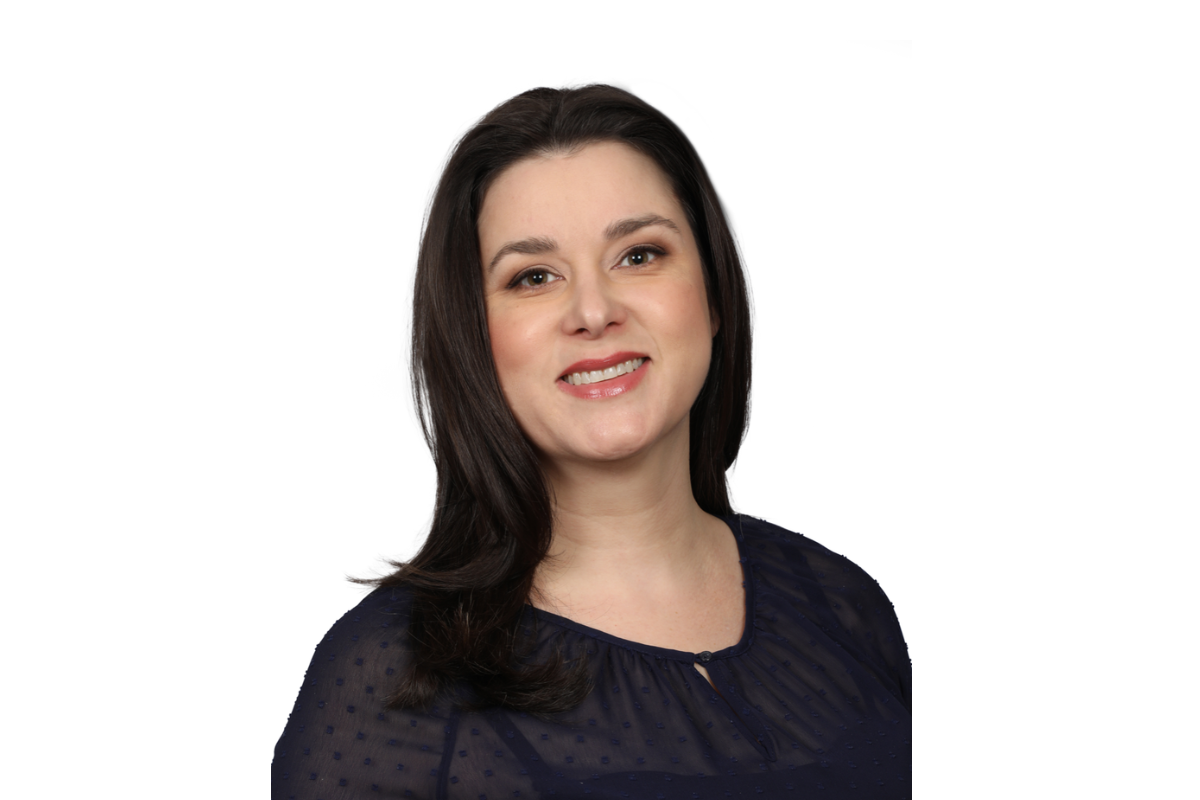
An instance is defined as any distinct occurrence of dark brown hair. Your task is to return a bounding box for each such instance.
[366,84,752,715]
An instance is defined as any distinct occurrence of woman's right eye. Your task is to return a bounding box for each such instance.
[513,268,560,289]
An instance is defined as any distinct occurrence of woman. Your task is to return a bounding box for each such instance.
[273,85,911,799]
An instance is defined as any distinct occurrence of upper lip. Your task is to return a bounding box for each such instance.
[560,351,649,378]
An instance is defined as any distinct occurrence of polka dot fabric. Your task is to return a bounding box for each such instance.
[273,515,912,798]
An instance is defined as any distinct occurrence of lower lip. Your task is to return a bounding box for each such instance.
[557,360,649,399]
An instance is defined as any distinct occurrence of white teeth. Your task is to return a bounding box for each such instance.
[564,358,645,386]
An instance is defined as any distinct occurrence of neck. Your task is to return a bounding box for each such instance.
[532,421,730,613]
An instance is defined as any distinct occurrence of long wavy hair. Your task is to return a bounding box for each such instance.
[367,84,752,715]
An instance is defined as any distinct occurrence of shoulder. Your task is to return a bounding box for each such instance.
[313,585,415,662]
[286,585,423,720]
[734,513,891,598]
[272,586,455,799]
[278,583,422,723]
[733,513,912,710]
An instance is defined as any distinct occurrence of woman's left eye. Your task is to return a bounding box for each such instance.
[618,247,663,268]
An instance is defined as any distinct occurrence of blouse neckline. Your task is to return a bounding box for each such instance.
[524,513,755,664]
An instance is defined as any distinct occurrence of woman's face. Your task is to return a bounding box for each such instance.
[479,141,718,468]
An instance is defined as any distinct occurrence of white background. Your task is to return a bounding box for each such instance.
[2,2,1197,797]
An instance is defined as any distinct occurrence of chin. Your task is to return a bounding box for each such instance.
[565,430,650,462]
[577,441,648,463]
[563,417,677,464]
[523,406,690,467]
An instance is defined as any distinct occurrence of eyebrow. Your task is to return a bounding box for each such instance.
[486,236,558,275]
[604,213,680,240]
[485,214,681,275]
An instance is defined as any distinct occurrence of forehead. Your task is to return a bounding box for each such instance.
[477,141,682,250]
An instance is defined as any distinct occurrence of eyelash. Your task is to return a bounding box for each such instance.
[618,244,666,268]
[506,245,667,290]
[508,267,560,290]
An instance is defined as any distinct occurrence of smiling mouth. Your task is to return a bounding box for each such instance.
[560,357,647,386]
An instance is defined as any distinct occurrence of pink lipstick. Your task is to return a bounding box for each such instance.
[557,351,649,400]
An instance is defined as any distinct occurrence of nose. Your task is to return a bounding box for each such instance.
[562,268,626,338]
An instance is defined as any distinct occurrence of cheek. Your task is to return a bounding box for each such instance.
[487,308,543,398]
[653,280,715,349]
[637,279,714,404]
[486,316,519,389]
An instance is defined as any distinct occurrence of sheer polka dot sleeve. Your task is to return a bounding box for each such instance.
[272,590,456,799]
[745,516,912,713]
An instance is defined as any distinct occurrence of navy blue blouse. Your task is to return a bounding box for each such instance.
[273,514,912,798]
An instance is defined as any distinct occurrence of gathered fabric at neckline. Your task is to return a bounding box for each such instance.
[521,514,756,663]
